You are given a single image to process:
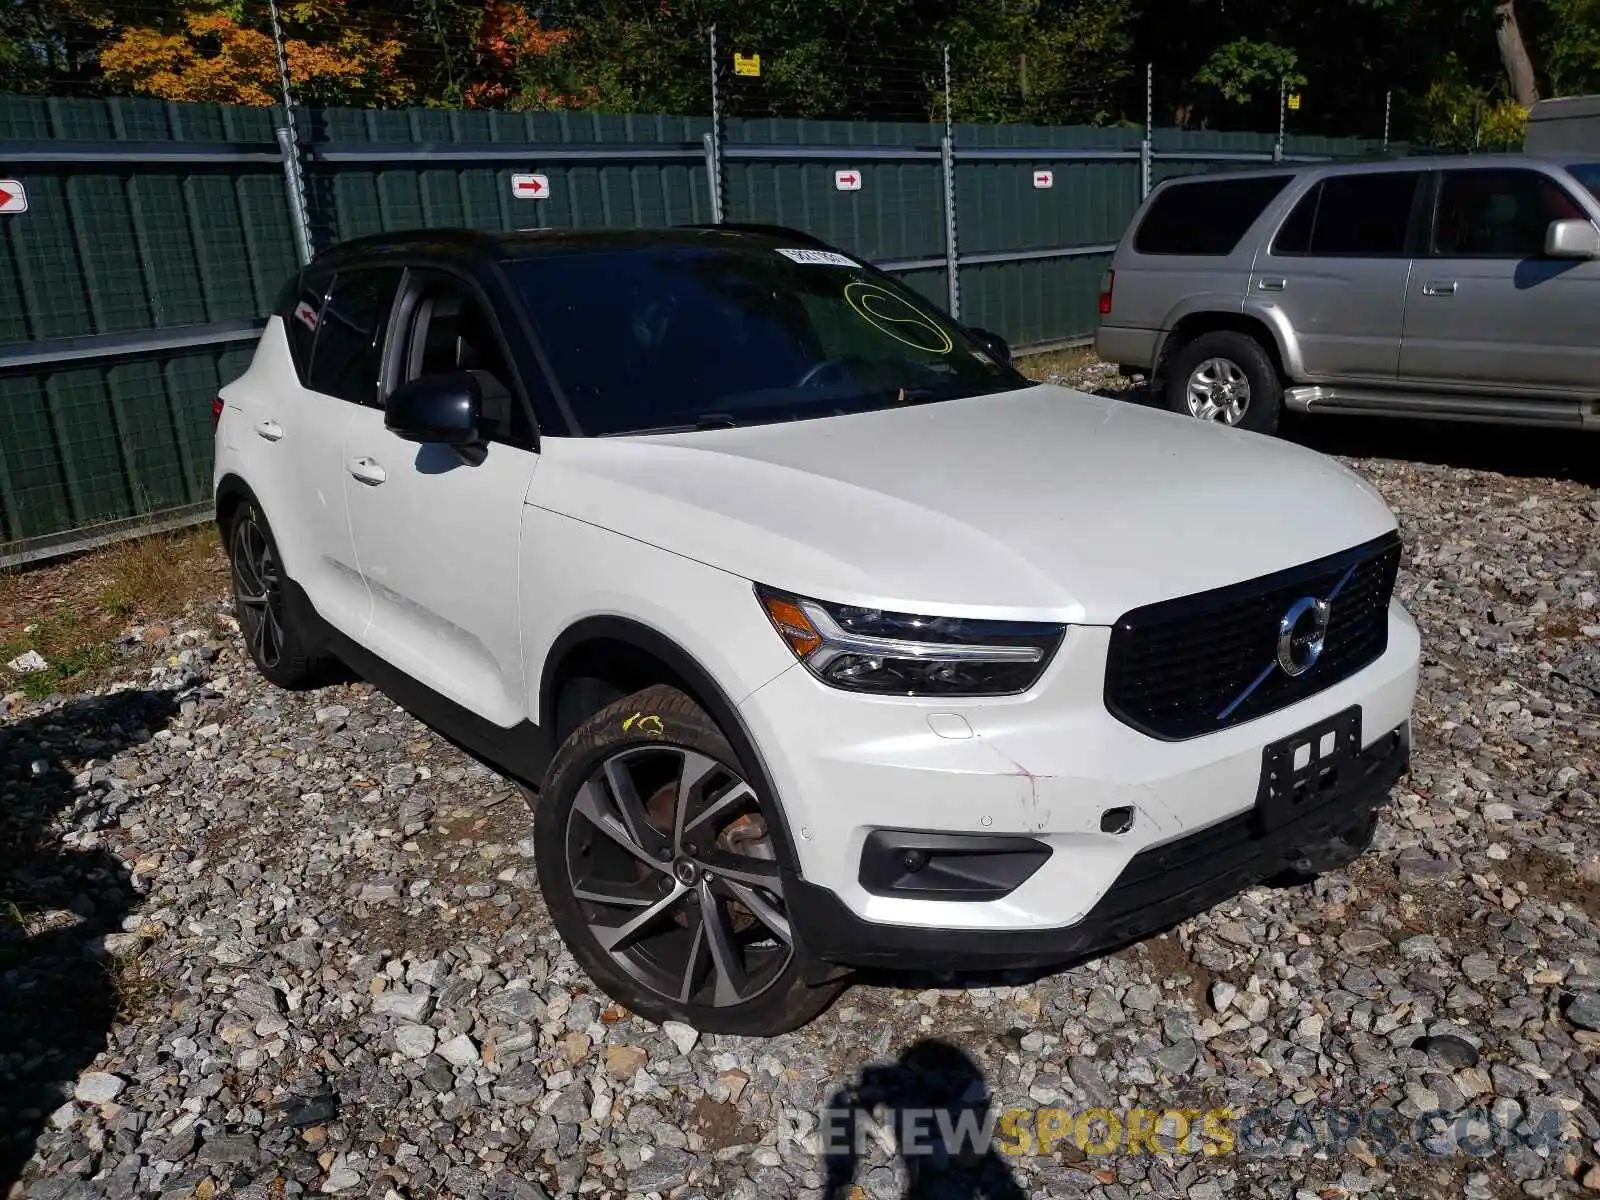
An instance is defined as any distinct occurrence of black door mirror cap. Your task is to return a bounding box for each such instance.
[385,370,484,450]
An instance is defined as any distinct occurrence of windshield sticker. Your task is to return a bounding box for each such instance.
[292,300,319,330]
[843,281,954,354]
[776,247,858,267]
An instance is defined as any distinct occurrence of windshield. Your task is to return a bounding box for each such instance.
[1567,162,1600,203]
[506,242,1028,435]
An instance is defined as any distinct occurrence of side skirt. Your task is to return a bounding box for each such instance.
[287,579,554,790]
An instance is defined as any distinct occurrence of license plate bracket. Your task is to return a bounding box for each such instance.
[1255,706,1362,833]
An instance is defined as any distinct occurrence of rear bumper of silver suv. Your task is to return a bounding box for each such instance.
[1095,324,1160,372]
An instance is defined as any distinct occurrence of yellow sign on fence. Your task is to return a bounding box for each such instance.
[734,53,761,77]
[1287,92,1302,111]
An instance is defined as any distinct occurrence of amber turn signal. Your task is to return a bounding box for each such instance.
[759,591,822,658]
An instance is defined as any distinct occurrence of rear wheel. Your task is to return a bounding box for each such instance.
[226,503,331,689]
[532,684,843,1035]
[1164,330,1283,435]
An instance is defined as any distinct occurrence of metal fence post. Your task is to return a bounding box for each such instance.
[707,24,724,224]
[1274,76,1286,162]
[1382,89,1392,151]
[941,45,960,320]
[268,0,312,264]
[1140,62,1153,198]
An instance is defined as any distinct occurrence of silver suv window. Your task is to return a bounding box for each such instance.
[1132,174,1292,256]
[1433,168,1587,258]
[1271,171,1424,257]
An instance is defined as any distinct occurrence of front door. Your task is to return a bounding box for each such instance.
[1399,166,1600,393]
[343,267,539,727]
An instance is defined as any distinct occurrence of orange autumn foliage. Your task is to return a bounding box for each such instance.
[101,7,409,106]
[102,1,580,109]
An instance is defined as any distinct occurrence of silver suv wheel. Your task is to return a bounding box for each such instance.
[1185,356,1252,425]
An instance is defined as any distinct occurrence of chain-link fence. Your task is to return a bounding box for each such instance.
[0,24,1401,564]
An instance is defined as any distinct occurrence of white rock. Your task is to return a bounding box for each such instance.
[394,1024,437,1059]
[372,989,433,1021]
[1482,803,1515,822]
[6,649,48,674]
[74,1071,126,1104]
[1210,981,1238,1013]
[323,1167,362,1192]
[437,1033,479,1068]
[661,1020,700,1057]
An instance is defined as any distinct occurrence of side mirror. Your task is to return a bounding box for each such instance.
[967,326,1013,365]
[1545,218,1600,259]
[385,371,483,447]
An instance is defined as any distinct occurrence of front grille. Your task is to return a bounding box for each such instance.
[1104,533,1401,740]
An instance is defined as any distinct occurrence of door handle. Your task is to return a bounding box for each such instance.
[348,456,386,486]
[254,419,284,442]
[1257,277,1287,291]
[1421,281,1457,296]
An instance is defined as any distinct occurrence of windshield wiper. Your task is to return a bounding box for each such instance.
[613,412,741,436]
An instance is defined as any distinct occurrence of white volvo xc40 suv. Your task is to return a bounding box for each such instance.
[214,225,1420,1034]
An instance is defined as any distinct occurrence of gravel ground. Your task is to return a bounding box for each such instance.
[5,368,1600,1200]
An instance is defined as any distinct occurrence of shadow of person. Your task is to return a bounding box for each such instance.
[0,688,179,1190]
[822,1038,1026,1200]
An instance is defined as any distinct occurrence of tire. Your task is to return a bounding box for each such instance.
[1164,330,1283,435]
[533,684,844,1035]
[225,501,332,690]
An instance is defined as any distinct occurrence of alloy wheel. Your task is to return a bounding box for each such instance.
[1185,356,1252,425]
[564,745,792,1008]
[231,514,285,670]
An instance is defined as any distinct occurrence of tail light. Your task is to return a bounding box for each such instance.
[1098,269,1115,316]
[211,397,224,430]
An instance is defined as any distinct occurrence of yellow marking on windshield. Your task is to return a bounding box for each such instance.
[843,281,954,354]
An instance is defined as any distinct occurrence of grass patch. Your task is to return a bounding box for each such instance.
[96,524,226,620]
[1015,343,1098,383]
[1,525,225,701]
[1,611,119,700]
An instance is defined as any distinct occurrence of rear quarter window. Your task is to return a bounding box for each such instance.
[1133,174,1293,256]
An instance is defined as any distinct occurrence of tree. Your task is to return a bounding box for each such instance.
[99,0,413,106]
[1194,38,1305,106]
[1494,0,1539,104]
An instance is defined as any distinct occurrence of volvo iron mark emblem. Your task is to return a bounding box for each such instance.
[1276,595,1331,677]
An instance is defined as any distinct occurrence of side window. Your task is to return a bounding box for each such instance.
[278,273,329,383]
[1272,184,1320,255]
[1132,174,1293,256]
[398,274,531,445]
[1274,172,1421,257]
[1434,168,1588,258]
[307,268,402,406]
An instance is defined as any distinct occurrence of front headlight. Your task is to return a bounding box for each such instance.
[756,586,1064,696]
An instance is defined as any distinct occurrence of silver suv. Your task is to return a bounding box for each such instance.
[1096,154,1600,435]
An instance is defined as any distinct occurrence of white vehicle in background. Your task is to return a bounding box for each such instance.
[213,223,1420,1034]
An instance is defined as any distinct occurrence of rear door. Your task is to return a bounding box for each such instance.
[1399,165,1600,392]
[1253,169,1425,382]
[342,267,540,727]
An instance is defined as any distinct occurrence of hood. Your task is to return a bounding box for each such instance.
[529,385,1397,624]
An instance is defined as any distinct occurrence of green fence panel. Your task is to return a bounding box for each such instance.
[0,94,1399,555]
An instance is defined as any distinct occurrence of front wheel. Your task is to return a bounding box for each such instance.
[1164,330,1283,435]
[532,685,844,1035]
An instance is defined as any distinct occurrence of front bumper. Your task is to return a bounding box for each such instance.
[786,721,1407,971]
[739,603,1420,970]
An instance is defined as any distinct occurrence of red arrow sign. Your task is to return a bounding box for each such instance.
[0,180,27,214]
[835,169,862,191]
[511,173,549,199]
